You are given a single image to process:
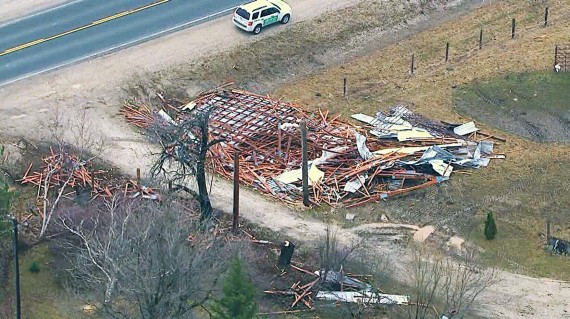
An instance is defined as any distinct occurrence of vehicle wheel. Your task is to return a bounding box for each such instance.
[253,24,262,34]
[281,14,290,24]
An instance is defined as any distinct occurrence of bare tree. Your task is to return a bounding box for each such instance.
[316,228,394,319]
[318,226,361,289]
[36,107,105,238]
[58,196,228,319]
[150,106,222,221]
[408,249,498,319]
[440,251,498,318]
[38,151,77,238]
[409,250,445,319]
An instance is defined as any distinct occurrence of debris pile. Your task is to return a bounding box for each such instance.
[548,237,570,255]
[264,265,409,309]
[122,88,504,207]
[20,149,160,202]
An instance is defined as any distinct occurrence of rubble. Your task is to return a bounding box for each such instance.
[316,270,371,290]
[548,237,570,255]
[315,291,409,305]
[413,225,435,242]
[19,149,161,205]
[264,264,409,309]
[122,88,504,208]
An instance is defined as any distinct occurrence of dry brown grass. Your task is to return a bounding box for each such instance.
[129,0,464,99]
[272,0,570,278]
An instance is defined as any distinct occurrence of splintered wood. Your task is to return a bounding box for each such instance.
[122,88,502,208]
[19,149,160,203]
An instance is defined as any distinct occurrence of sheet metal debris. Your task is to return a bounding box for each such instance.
[122,89,504,208]
[264,263,408,309]
[315,291,409,305]
[351,113,378,125]
[453,121,479,136]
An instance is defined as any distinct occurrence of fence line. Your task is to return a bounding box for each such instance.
[338,2,570,98]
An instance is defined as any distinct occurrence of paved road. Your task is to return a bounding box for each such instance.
[0,0,244,86]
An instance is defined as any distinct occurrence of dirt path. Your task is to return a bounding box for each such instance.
[0,0,569,317]
[0,0,70,24]
[209,177,570,318]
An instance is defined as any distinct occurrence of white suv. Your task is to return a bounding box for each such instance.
[233,0,292,35]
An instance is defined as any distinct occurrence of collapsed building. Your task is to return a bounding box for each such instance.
[122,88,505,207]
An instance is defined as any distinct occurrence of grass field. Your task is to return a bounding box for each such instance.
[4,244,94,319]
[271,0,570,279]
[454,71,570,142]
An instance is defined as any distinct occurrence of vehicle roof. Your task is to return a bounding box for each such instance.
[240,0,290,12]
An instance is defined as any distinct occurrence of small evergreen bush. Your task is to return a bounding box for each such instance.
[484,212,497,240]
[211,257,257,319]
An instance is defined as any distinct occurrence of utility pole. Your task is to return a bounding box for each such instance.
[232,151,240,235]
[300,120,309,207]
[9,216,21,319]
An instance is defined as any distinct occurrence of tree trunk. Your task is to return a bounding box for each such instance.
[198,112,212,221]
[197,157,212,220]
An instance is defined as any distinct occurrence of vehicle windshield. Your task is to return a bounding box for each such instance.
[269,2,281,10]
[236,8,250,20]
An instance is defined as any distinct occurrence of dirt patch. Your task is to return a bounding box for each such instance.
[454,71,570,142]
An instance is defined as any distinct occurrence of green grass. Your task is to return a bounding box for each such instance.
[453,71,570,142]
[470,216,570,280]
[7,244,99,319]
[456,71,570,112]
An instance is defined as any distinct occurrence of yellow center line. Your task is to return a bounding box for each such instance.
[0,0,170,57]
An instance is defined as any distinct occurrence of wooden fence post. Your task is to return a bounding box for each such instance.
[410,54,415,75]
[277,122,282,157]
[479,29,483,49]
[136,168,141,187]
[555,45,558,68]
[544,7,549,26]
[445,42,449,62]
[300,120,309,207]
[511,18,516,39]
[343,77,347,97]
[232,151,240,234]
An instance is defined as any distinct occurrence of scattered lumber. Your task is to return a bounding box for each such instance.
[122,88,504,208]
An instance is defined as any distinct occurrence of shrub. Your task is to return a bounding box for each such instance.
[29,262,40,273]
[211,257,257,319]
[484,212,497,240]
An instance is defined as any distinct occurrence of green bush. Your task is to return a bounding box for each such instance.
[484,212,497,240]
[211,257,257,319]
[29,262,41,273]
